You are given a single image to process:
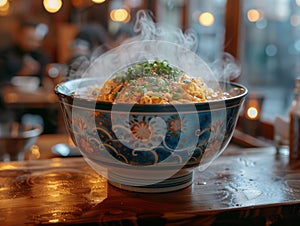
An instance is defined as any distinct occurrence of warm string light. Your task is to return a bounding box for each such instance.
[0,0,9,16]
[43,0,63,13]
[92,0,106,3]
[0,0,7,7]
[110,8,130,23]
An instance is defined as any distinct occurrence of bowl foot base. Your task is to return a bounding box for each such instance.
[108,170,193,193]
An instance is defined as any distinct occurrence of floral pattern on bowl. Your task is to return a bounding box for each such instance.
[55,78,247,192]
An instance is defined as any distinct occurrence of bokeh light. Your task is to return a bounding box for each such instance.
[256,19,268,29]
[43,0,63,13]
[247,9,261,22]
[198,12,215,27]
[0,0,9,16]
[110,8,130,23]
[247,107,259,119]
[92,0,106,3]
[0,0,7,7]
[265,44,277,57]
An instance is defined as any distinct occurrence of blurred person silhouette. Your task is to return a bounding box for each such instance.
[0,20,57,133]
[67,24,108,80]
[0,20,49,86]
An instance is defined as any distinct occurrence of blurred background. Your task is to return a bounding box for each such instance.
[0,0,299,130]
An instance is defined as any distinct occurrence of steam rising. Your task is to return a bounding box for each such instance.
[71,10,240,84]
[133,10,198,52]
[211,52,241,81]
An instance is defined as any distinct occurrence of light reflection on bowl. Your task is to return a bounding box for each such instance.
[55,78,248,192]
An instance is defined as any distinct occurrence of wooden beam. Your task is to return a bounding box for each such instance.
[224,0,241,59]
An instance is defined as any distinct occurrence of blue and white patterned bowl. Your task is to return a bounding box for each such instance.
[55,78,247,192]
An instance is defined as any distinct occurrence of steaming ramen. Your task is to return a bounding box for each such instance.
[76,60,232,104]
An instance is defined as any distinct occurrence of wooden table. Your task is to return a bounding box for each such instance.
[0,85,66,133]
[1,139,300,225]
[1,85,58,109]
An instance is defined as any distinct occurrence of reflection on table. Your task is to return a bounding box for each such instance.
[0,135,300,225]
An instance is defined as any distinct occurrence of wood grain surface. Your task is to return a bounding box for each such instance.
[1,145,300,225]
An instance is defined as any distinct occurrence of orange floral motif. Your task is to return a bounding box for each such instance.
[79,137,94,153]
[73,116,87,132]
[94,111,101,117]
[169,119,182,132]
[131,121,152,143]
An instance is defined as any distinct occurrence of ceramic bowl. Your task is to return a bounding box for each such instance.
[0,123,42,161]
[55,78,247,192]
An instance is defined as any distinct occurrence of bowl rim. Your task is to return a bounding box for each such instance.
[54,77,248,112]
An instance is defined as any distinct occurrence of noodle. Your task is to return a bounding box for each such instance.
[77,60,231,104]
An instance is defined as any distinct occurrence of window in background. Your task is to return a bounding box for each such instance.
[240,0,300,121]
[155,0,227,64]
[155,0,300,123]
[187,0,227,63]
[156,0,184,28]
